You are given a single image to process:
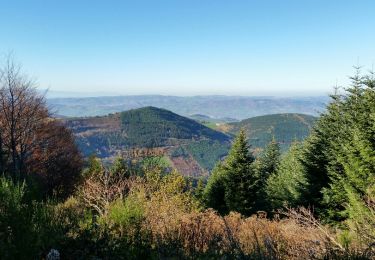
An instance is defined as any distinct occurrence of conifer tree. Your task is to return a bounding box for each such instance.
[256,138,280,185]
[194,177,205,204]
[253,138,281,211]
[300,69,375,223]
[299,86,345,215]
[266,142,307,210]
[299,125,331,209]
[203,163,228,214]
[222,129,258,215]
[324,73,375,221]
[204,129,259,215]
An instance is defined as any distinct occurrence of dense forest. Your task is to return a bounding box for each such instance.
[224,113,316,152]
[120,106,230,147]
[66,107,232,175]
[0,60,374,259]
[66,108,315,176]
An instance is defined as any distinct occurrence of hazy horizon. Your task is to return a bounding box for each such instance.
[1,1,374,96]
[43,89,331,99]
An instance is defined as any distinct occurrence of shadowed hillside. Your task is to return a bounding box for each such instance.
[65,107,231,176]
[120,106,230,147]
[65,110,315,176]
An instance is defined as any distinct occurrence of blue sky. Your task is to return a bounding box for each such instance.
[0,0,374,96]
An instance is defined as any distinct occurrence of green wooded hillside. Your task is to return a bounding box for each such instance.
[65,107,231,176]
[120,106,230,147]
[226,113,316,152]
[66,110,315,176]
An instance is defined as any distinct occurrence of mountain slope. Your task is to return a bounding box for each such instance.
[65,107,231,176]
[120,107,230,147]
[66,110,316,176]
[222,113,316,152]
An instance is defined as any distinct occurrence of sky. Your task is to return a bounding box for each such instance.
[0,0,374,96]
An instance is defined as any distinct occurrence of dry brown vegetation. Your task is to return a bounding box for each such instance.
[143,206,341,259]
[169,155,208,177]
[66,164,374,259]
[0,56,83,197]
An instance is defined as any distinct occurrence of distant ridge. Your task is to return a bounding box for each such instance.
[49,95,328,119]
[223,113,316,152]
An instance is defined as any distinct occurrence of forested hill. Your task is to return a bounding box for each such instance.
[65,107,231,177]
[66,109,315,177]
[221,113,316,152]
[120,106,230,147]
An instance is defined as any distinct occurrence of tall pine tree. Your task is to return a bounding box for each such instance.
[204,129,260,215]
[300,69,375,223]
[265,142,307,210]
[203,162,228,214]
[223,129,257,215]
[254,138,281,211]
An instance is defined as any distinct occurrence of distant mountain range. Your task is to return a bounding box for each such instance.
[189,114,239,123]
[64,106,316,177]
[49,95,329,119]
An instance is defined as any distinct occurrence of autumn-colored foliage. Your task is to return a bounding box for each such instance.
[62,161,373,259]
[28,120,83,197]
[0,57,83,198]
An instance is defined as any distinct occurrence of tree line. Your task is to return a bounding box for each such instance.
[204,67,374,234]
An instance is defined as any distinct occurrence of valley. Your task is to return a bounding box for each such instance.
[50,95,328,119]
[65,106,316,177]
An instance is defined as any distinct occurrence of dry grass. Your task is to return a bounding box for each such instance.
[75,169,374,259]
[143,207,334,259]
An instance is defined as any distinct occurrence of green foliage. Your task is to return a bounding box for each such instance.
[108,196,144,229]
[345,186,375,248]
[253,138,281,211]
[0,177,67,259]
[223,129,257,215]
[300,70,375,224]
[185,140,230,170]
[193,177,205,203]
[299,125,332,211]
[140,155,170,172]
[120,106,230,147]
[203,163,228,214]
[69,109,316,176]
[102,194,149,258]
[110,157,130,177]
[255,138,281,185]
[70,106,231,174]
[83,154,104,177]
[228,113,316,152]
[265,142,307,209]
[204,130,259,216]
[0,177,34,259]
[170,146,189,158]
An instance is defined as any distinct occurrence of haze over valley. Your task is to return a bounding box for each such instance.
[49,94,328,119]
